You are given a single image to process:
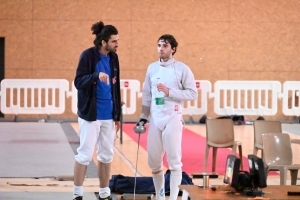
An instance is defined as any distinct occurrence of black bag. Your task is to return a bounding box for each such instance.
[109,170,194,195]
[236,171,252,192]
[199,115,208,124]
[109,174,155,194]
[217,115,245,125]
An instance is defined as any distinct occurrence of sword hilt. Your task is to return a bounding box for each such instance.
[134,124,146,134]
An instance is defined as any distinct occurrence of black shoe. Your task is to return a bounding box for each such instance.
[99,196,112,200]
[73,196,82,200]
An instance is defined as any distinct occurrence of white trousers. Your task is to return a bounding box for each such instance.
[75,117,115,165]
[147,114,183,171]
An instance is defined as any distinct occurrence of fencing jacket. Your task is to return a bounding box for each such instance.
[142,58,198,130]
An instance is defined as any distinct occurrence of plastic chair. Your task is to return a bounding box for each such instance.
[203,119,243,172]
[253,121,282,157]
[253,120,300,157]
[262,133,300,185]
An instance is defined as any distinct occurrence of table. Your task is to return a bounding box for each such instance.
[179,185,300,200]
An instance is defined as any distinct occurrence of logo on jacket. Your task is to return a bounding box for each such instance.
[112,76,117,84]
[174,105,178,112]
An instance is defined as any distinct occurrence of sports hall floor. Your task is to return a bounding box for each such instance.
[0,121,300,199]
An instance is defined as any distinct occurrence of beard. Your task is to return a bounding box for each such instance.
[105,45,117,52]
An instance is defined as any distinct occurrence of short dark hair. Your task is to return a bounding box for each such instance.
[91,21,118,48]
[158,34,178,55]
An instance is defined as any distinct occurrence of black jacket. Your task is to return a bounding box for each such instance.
[74,46,121,121]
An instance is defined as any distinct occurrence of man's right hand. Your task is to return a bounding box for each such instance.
[136,118,147,126]
[99,72,110,85]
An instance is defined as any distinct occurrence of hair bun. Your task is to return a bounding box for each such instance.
[91,21,104,35]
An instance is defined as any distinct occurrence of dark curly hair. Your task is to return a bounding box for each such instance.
[157,34,178,55]
[91,21,118,48]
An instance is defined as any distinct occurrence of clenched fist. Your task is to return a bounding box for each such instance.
[99,72,110,85]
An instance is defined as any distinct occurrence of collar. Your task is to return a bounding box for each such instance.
[92,46,117,60]
[159,58,175,67]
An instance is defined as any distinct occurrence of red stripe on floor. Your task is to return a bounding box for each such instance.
[122,123,276,176]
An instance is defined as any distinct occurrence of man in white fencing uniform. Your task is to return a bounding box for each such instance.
[137,34,198,200]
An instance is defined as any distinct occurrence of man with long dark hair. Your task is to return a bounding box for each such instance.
[137,34,198,200]
[73,21,122,200]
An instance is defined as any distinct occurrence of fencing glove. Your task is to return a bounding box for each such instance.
[136,105,150,126]
[136,118,148,126]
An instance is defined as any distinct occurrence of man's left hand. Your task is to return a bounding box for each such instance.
[115,121,120,134]
[157,83,169,96]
